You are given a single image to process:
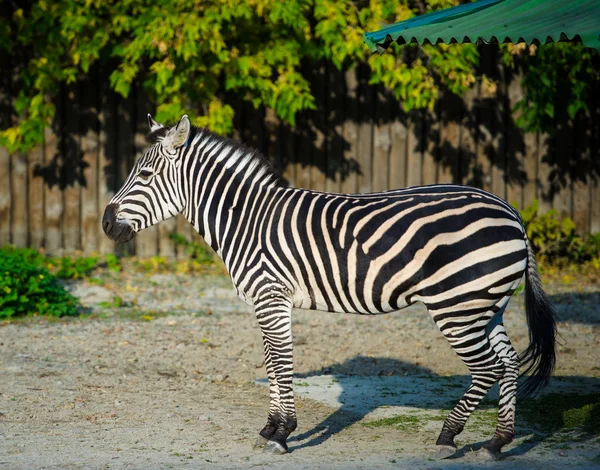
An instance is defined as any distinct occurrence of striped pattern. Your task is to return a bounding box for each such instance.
[107,117,536,455]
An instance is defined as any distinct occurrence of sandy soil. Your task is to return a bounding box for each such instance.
[0,270,599,469]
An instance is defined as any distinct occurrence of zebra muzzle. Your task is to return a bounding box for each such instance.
[102,203,134,243]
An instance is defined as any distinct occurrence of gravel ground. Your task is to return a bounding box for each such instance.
[0,268,599,469]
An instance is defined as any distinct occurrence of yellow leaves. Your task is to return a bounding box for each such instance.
[2,127,21,146]
[481,75,498,99]
[507,42,528,56]
[193,99,235,135]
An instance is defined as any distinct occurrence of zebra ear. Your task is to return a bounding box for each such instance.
[169,115,191,148]
[147,114,164,133]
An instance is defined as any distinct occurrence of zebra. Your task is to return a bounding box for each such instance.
[102,114,557,459]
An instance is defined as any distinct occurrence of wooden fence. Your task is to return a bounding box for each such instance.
[1,55,599,257]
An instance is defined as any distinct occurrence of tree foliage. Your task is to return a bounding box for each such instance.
[1,0,597,152]
[502,42,600,133]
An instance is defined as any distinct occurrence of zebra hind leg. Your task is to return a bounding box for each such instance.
[433,315,505,459]
[480,321,520,459]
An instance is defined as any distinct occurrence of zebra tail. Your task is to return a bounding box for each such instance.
[518,236,558,398]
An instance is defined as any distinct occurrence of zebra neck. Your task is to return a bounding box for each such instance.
[180,136,279,266]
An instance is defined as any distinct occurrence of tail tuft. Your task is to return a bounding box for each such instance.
[519,237,558,398]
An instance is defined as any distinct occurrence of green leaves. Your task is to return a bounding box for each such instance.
[4,0,594,153]
[520,199,600,265]
[0,247,79,319]
[504,42,598,133]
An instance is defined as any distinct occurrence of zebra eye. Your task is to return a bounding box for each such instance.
[138,169,154,181]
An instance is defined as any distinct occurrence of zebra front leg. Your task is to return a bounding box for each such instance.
[254,293,296,454]
[253,335,279,449]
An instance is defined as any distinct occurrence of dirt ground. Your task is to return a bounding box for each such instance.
[1,268,599,469]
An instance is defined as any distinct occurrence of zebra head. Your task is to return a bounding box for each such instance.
[102,114,191,243]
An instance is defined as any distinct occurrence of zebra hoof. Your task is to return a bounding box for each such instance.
[475,447,501,461]
[253,435,269,449]
[434,444,457,460]
[262,440,288,455]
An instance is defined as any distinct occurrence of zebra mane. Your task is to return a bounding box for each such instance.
[192,128,284,188]
[145,126,170,144]
[144,123,283,187]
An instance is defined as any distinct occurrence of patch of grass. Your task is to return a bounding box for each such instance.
[98,296,125,309]
[363,414,421,432]
[520,393,600,434]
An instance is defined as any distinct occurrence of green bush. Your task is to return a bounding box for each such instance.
[49,254,99,279]
[0,247,79,319]
[105,253,121,273]
[520,199,600,266]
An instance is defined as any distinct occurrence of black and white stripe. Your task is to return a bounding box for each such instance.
[103,115,557,458]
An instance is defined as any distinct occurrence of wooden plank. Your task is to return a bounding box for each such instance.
[10,151,28,247]
[552,112,572,221]
[490,63,507,200]
[372,87,390,192]
[0,54,11,244]
[134,83,159,257]
[310,62,327,192]
[438,92,460,184]
[62,85,82,251]
[389,101,408,189]
[476,49,494,193]
[174,214,191,259]
[572,113,591,232]
[158,213,177,258]
[356,63,373,193]
[536,132,553,213]
[591,78,600,234]
[28,145,45,248]
[115,91,135,256]
[280,122,296,187]
[295,67,313,190]
[422,106,439,186]
[44,95,64,252]
[406,110,422,187]
[460,87,478,187]
[0,145,9,245]
[79,75,99,253]
[522,130,538,209]
[264,107,280,174]
[505,75,524,208]
[340,67,358,194]
[325,64,343,193]
[97,70,116,254]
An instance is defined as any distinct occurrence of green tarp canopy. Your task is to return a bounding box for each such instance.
[364,0,600,53]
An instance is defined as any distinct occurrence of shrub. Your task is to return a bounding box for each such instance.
[520,199,600,267]
[48,254,100,279]
[0,247,79,319]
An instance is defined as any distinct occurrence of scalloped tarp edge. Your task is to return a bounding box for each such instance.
[364,0,600,52]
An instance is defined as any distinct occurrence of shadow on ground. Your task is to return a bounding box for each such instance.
[273,356,600,459]
[548,291,600,325]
